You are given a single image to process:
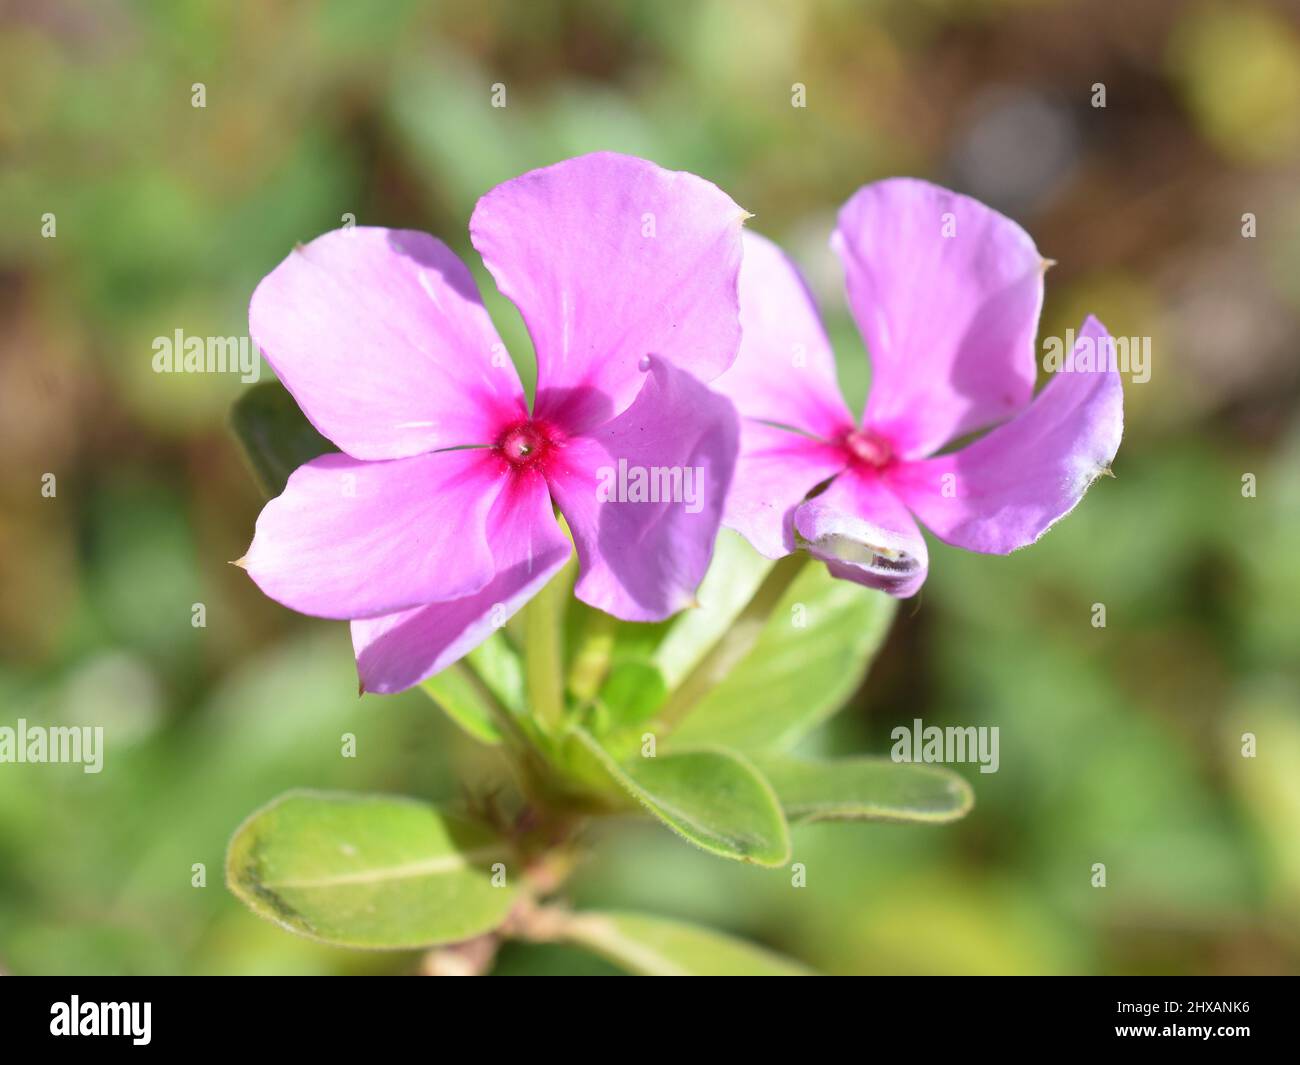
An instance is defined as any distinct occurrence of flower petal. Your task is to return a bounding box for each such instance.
[547,356,740,621]
[714,230,856,439]
[793,467,929,597]
[250,227,526,460]
[469,152,747,434]
[352,468,571,694]
[888,316,1124,554]
[833,178,1046,458]
[724,422,848,559]
[242,449,503,620]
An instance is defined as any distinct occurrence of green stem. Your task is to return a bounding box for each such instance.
[454,656,579,814]
[452,659,529,753]
[524,563,571,731]
[653,552,809,733]
[566,610,617,704]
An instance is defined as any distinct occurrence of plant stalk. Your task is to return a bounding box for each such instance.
[523,562,571,731]
[452,659,529,753]
[566,610,617,704]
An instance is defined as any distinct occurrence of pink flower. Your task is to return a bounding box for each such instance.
[717,178,1124,596]
[240,153,745,693]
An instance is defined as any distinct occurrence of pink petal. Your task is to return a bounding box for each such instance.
[714,230,856,439]
[242,450,504,620]
[546,357,740,621]
[888,316,1124,554]
[352,468,571,694]
[724,422,848,559]
[250,227,526,460]
[833,178,1046,458]
[469,152,747,435]
[793,467,929,597]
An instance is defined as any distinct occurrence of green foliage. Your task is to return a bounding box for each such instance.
[753,756,974,825]
[226,792,516,949]
[558,911,812,976]
[567,727,792,867]
[230,381,334,497]
[225,413,946,964]
[596,659,669,730]
[665,559,896,751]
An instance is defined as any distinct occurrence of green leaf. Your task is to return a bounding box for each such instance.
[560,910,813,976]
[226,791,516,949]
[668,561,895,752]
[568,727,791,867]
[420,665,502,746]
[230,381,334,497]
[598,659,669,729]
[752,756,974,825]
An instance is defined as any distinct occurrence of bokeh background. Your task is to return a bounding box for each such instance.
[2,0,1298,975]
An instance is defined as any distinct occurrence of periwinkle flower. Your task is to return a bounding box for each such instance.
[240,153,744,693]
[717,178,1124,596]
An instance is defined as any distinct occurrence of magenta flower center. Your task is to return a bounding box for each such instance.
[496,420,556,470]
[840,427,894,469]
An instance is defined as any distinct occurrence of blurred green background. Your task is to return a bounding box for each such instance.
[2,0,1298,975]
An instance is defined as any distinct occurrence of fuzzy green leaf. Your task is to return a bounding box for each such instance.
[568,727,791,866]
[752,756,974,825]
[226,791,516,949]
